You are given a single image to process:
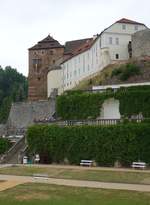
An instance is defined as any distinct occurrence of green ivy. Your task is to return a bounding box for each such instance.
[56,86,150,119]
[27,123,150,166]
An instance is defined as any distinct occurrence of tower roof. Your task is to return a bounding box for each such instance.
[29,35,64,50]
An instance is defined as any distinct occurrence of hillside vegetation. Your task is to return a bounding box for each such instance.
[0,66,28,123]
[74,59,150,90]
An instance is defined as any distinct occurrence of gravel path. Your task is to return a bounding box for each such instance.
[1,164,150,173]
[0,174,150,192]
[24,164,150,173]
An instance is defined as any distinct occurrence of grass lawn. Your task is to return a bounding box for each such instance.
[0,166,150,185]
[0,183,150,205]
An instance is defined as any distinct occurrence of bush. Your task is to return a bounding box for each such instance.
[111,64,141,81]
[0,138,11,154]
[120,64,141,81]
[27,123,150,166]
[111,67,122,77]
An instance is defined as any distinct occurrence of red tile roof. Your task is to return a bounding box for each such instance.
[64,38,92,55]
[62,38,96,64]
[116,18,145,26]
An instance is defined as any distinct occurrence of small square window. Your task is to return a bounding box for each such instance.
[122,24,126,30]
[50,50,54,55]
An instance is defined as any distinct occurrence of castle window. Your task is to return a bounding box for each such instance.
[78,68,80,75]
[50,50,54,55]
[78,57,80,63]
[53,60,55,64]
[135,25,138,31]
[115,54,119,59]
[109,37,113,45]
[116,37,119,45]
[74,70,77,76]
[122,24,126,30]
[32,59,42,65]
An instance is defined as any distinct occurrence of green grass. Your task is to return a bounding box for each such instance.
[0,182,150,205]
[0,166,150,185]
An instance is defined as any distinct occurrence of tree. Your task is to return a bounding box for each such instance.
[0,66,28,123]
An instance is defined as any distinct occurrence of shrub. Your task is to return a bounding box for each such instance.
[0,138,11,154]
[111,67,122,77]
[120,64,141,81]
[27,123,150,166]
[111,64,141,81]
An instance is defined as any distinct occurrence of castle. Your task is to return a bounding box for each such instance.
[28,18,148,101]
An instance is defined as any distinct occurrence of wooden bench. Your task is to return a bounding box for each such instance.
[131,162,146,169]
[80,160,93,167]
[33,173,49,179]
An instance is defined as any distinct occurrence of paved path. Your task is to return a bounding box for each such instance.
[1,163,150,173]
[1,174,150,192]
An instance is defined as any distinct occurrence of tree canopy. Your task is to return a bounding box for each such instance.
[0,66,28,123]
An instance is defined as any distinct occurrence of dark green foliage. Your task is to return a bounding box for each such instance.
[120,64,141,81]
[57,91,114,120]
[0,66,28,123]
[116,88,150,117]
[0,138,11,154]
[111,67,122,77]
[27,123,150,166]
[111,63,141,81]
[57,86,150,119]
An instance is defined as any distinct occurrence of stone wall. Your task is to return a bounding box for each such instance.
[0,124,6,136]
[7,99,56,131]
[132,29,150,57]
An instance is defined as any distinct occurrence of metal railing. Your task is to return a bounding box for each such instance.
[0,136,26,164]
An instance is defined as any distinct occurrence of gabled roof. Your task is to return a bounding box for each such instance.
[64,38,92,55]
[29,35,64,50]
[116,18,145,26]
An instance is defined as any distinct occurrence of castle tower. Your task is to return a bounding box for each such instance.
[28,35,64,101]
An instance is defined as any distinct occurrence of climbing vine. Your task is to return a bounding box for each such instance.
[56,86,150,119]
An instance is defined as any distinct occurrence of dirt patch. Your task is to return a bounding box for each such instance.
[15,192,50,201]
[142,178,150,184]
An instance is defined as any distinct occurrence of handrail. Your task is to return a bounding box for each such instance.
[0,136,26,164]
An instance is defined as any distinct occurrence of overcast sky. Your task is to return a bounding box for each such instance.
[0,0,149,76]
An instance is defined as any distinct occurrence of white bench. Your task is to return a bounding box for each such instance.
[80,160,93,167]
[33,173,49,179]
[131,162,146,169]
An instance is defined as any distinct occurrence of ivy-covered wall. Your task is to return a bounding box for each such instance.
[56,86,150,119]
[27,123,150,166]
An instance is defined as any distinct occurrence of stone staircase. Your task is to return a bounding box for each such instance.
[0,136,27,164]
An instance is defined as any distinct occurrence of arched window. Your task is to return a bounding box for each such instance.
[116,54,119,59]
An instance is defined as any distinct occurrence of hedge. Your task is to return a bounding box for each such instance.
[27,123,150,166]
[0,138,11,154]
[56,86,150,119]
